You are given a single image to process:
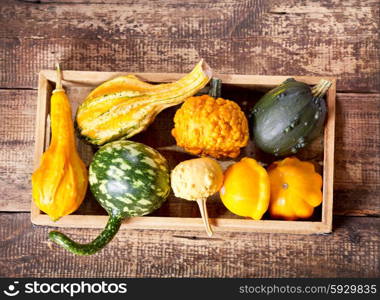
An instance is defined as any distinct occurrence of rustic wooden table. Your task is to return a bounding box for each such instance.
[0,0,379,277]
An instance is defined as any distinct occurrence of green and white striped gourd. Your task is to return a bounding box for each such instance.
[49,140,170,255]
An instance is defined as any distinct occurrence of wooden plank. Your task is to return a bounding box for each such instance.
[0,89,36,212]
[321,77,336,230]
[0,212,378,277]
[0,89,379,217]
[0,0,379,92]
[31,215,332,235]
[30,73,52,222]
[334,93,380,216]
[40,69,334,87]
[1,36,378,92]
[1,0,378,40]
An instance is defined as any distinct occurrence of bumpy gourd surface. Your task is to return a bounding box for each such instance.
[172,95,249,158]
[171,157,223,201]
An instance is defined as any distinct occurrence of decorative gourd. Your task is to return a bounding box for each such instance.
[171,79,249,158]
[220,158,270,220]
[268,157,322,220]
[171,157,223,236]
[49,140,170,255]
[32,64,88,221]
[250,78,332,156]
[76,60,212,145]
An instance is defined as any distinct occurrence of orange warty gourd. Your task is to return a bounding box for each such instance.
[268,157,322,220]
[220,158,270,220]
[171,94,249,158]
[32,64,88,221]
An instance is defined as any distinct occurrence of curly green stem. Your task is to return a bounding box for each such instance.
[49,215,123,255]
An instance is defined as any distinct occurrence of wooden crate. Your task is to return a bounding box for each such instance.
[31,70,336,234]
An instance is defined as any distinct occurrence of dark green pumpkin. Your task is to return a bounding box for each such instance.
[250,78,331,156]
[49,140,170,255]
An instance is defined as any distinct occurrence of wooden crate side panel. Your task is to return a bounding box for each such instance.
[40,69,334,87]
[31,214,330,235]
[31,73,52,222]
[322,79,336,231]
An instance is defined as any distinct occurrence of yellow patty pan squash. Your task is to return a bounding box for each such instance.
[219,158,270,220]
[268,157,322,220]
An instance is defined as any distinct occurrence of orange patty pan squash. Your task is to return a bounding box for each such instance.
[219,158,270,220]
[267,157,322,220]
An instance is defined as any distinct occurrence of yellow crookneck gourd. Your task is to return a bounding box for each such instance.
[32,64,88,221]
[76,60,212,145]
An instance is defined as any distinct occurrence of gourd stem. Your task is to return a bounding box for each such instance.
[208,78,222,98]
[54,62,63,92]
[196,199,213,237]
[49,215,123,255]
[311,79,332,98]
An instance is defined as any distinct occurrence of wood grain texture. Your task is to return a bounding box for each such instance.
[334,93,380,216]
[0,89,36,211]
[0,89,379,217]
[0,0,379,92]
[2,0,378,39]
[0,0,379,278]
[0,213,378,277]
